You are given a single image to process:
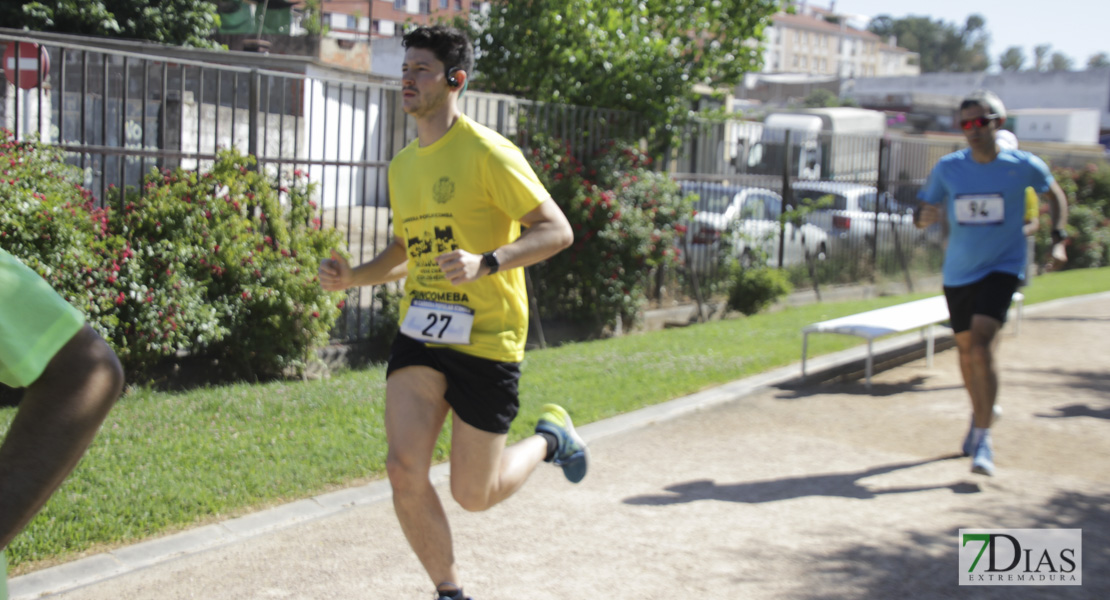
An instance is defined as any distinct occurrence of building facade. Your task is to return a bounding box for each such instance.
[763,3,919,79]
[320,0,472,40]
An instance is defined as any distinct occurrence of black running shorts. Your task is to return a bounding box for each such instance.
[386,334,521,434]
[943,271,1020,334]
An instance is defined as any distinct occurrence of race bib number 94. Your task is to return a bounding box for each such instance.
[400,299,475,345]
[955,194,1005,225]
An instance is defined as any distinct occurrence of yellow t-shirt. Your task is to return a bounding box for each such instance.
[389,115,549,363]
[1024,186,1038,223]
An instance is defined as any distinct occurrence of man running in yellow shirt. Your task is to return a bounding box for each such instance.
[318,25,580,600]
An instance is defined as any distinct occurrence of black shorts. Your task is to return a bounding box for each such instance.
[943,272,1020,334]
[386,334,521,434]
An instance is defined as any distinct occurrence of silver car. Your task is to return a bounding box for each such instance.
[789,181,929,251]
[681,182,829,274]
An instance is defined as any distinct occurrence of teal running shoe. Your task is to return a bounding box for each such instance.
[535,404,589,483]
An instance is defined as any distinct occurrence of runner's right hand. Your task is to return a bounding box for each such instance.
[318,249,352,291]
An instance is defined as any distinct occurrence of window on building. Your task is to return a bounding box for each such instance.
[394,0,404,9]
[455,0,463,10]
[419,0,430,14]
[347,15,356,29]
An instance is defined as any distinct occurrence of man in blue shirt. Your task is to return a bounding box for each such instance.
[915,90,1068,476]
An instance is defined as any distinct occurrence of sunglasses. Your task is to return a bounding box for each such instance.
[959,115,999,130]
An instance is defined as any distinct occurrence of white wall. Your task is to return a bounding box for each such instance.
[304,65,387,208]
[844,70,1110,132]
[1010,109,1100,145]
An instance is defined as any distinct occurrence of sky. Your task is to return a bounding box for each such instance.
[832,0,1110,70]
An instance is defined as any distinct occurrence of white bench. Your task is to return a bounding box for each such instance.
[800,292,1024,389]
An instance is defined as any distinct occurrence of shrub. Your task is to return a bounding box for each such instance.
[1037,205,1110,269]
[1041,164,1110,270]
[524,135,693,333]
[111,152,345,379]
[0,131,344,380]
[1054,162,1110,220]
[725,265,793,316]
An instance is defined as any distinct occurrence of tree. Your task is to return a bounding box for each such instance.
[459,0,778,148]
[0,1,221,49]
[867,13,990,72]
[299,0,329,37]
[998,46,1025,72]
[1088,52,1110,70]
[1033,44,1052,71]
[1049,52,1074,72]
[802,89,839,108]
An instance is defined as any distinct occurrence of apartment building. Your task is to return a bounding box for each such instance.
[320,0,472,40]
[763,3,919,78]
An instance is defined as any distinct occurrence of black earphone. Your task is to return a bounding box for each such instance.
[446,67,461,88]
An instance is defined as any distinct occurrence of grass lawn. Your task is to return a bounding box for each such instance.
[3,267,1108,571]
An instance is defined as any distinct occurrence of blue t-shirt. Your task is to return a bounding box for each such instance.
[918,148,1053,286]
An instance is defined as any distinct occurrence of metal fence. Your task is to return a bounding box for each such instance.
[4,32,1104,345]
[0,32,645,345]
[668,115,1107,299]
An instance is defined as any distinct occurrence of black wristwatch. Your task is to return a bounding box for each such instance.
[482,251,500,275]
[1051,228,1068,244]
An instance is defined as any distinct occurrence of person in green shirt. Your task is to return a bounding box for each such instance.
[1,249,124,596]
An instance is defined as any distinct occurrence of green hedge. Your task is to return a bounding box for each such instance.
[0,131,344,381]
[525,135,693,332]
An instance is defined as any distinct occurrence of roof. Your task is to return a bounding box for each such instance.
[772,11,881,41]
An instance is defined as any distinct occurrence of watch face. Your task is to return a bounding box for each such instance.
[484,252,499,272]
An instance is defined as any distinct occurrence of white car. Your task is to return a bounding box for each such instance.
[789,181,925,251]
[680,182,829,274]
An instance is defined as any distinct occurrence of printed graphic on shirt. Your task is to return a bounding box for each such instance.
[404,215,460,288]
[433,176,455,204]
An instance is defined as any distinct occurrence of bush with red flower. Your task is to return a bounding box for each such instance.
[524,134,692,333]
[0,131,343,380]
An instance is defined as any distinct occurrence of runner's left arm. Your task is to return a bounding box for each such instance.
[436,198,573,285]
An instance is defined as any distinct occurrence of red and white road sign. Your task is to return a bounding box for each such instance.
[3,41,50,90]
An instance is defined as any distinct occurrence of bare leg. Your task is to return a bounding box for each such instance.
[384,367,459,589]
[448,414,548,512]
[0,325,124,549]
[954,315,1003,430]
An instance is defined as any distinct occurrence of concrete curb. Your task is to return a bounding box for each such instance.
[11,291,1107,599]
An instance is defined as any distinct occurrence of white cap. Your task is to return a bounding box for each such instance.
[961,89,1007,121]
[995,129,1019,150]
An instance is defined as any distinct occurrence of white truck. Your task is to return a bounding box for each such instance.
[744,107,887,181]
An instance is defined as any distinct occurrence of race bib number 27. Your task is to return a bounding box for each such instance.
[400,299,474,345]
[955,194,1005,225]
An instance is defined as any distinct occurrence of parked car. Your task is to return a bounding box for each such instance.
[680,182,829,274]
[789,181,927,251]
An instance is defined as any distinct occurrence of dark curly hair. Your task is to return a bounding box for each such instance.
[401,25,474,78]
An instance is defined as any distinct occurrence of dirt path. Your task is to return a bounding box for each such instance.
[15,294,1110,600]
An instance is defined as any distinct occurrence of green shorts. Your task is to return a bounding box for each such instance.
[0,249,85,389]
